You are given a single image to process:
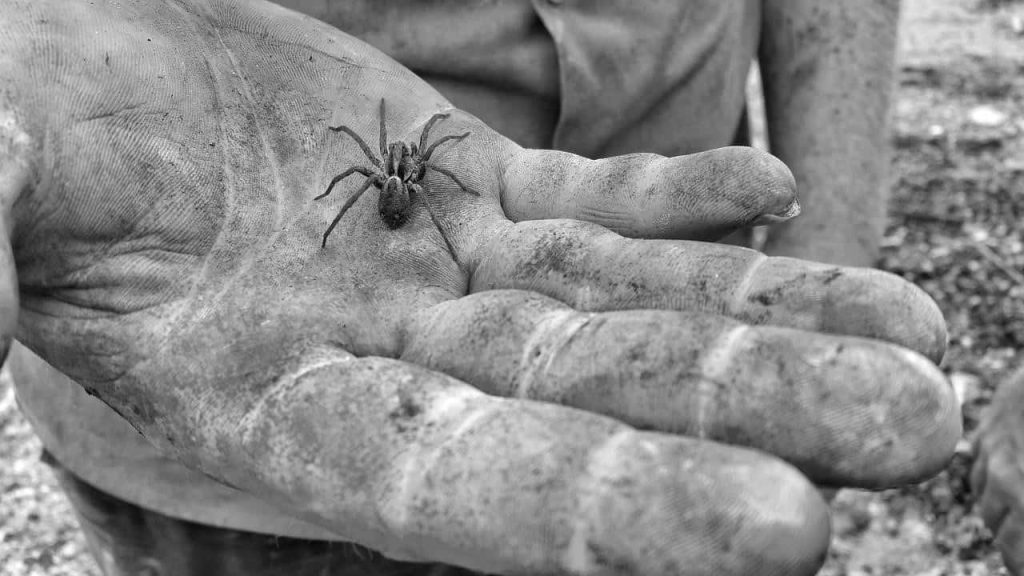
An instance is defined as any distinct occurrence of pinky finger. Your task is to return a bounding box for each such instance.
[996,509,1024,576]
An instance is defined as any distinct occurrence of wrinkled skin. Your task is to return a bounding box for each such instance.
[0,1,961,575]
[972,368,1024,575]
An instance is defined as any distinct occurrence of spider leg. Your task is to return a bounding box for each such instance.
[418,112,451,152]
[378,98,388,159]
[425,164,479,196]
[328,125,383,170]
[421,132,471,163]
[314,166,376,200]
[321,176,380,248]
[413,183,458,261]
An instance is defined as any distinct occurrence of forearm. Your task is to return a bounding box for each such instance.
[759,0,901,267]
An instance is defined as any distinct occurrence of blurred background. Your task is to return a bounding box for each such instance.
[2,0,1023,574]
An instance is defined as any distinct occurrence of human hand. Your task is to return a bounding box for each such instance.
[0,1,960,575]
[972,367,1024,574]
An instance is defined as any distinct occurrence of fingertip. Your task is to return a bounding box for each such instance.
[700,147,799,226]
[500,146,802,240]
[856,344,962,486]
[691,447,831,576]
[742,259,948,363]
[754,147,797,196]
[650,146,800,236]
[828,268,948,363]
[705,324,959,488]
[733,456,832,576]
[581,434,830,576]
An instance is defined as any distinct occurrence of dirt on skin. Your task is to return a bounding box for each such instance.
[1,0,1023,574]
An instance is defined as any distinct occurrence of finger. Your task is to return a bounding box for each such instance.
[500,146,800,241]
[401,290,960,488]
[972,368,1024,526]
[975,444,1023,534]
[996,509,1024,576]
[218,353,829,576]
[0,114,25,362]
[471,219,948,363]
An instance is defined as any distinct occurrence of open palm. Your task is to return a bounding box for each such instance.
[0,1,960,575]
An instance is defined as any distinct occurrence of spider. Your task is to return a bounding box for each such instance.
[316,98,477,252]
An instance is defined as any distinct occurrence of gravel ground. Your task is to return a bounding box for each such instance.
[2,0,1023,574]
[1,371,98,576]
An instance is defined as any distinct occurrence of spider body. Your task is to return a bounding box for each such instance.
[316,99,477,250]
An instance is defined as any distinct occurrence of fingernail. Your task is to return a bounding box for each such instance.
[750,199,801,226]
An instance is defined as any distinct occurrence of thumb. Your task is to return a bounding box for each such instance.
[0,108,24,364]
[500,146,800,241]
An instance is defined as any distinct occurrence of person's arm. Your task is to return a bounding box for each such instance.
[759,0,901,267]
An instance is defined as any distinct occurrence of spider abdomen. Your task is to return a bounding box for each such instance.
[378,175,413,229]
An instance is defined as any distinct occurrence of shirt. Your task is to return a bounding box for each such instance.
[16,0,760,539]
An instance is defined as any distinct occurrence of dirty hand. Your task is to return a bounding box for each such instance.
[0,1,960,575]
[972,367,1024,574]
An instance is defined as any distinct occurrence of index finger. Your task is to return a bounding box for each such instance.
[500,147,801,241]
